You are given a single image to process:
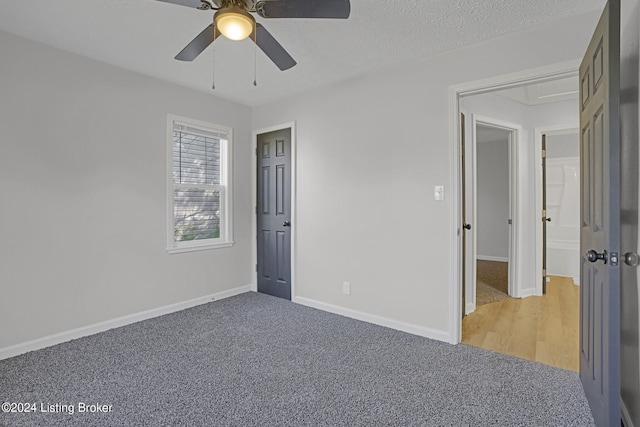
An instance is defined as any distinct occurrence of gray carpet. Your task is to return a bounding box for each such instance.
[0,292,594,426]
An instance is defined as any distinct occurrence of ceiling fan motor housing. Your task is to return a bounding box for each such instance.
[214,0,256,9]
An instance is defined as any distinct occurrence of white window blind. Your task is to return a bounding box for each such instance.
[167,116,233,253]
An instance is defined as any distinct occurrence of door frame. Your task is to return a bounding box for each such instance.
[465,115,520,315]
[252,122,297,299]
[533,125,580,296]
[448,60,580,344]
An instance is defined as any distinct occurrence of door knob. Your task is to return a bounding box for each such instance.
[624,252,639,266]
[283,221,291,227]
[463,223,471,230]
[545,217,552,222]
[586,249,607,263]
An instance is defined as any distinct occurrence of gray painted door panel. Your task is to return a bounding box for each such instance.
[257,128,292,300]
[579,0,621,425]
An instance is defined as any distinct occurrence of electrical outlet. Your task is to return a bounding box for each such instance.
[342,281,351,295]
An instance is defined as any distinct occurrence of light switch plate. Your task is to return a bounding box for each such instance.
[434,185,445,201]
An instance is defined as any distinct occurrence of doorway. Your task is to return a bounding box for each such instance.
[455,70,582,371]
[462,117,519,315]
[535,128,581,294]
[449,61,581,343]
[475,124,513,308]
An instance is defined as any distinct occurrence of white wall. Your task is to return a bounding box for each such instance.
[476,137,510,260]
[0,31,253,350]
[546,132,580,158]
[252,11,600,338]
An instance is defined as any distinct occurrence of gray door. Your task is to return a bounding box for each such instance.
[579,0,621,425]
[257,128,292,300]
[542,134,549,294]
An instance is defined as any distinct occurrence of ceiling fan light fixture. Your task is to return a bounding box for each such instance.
[215,7,255,41]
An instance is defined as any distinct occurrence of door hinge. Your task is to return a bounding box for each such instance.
[542,149,546,158]
[543,269,546,277]
[542,209,547,217]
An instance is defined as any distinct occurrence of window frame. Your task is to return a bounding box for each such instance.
[166,114,234,254]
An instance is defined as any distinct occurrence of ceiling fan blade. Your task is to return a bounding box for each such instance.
[175,24,220,61]
[251,24,297,71]
[256,0,350,19]
[156,0,212,9]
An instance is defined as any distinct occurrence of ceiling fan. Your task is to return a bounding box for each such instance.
[157,0,351,71]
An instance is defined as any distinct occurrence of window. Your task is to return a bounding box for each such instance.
[167,115,233,253]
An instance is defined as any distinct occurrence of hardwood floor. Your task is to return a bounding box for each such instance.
[462,276,579,371]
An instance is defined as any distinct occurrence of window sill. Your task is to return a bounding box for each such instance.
[167,241,235,254]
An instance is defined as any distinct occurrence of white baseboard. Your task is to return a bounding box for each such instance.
[517,287,537,298]
[476,255,509,262]
[0,285,251,361]
[622,398,635,427]
[465,302,476,316]
[294,296,450,343]
[546,274,581,286]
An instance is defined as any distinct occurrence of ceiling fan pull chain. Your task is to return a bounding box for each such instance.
[212,47,216,90]
[253,29,258,87]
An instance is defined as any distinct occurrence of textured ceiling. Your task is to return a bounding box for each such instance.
[0,0,606,107]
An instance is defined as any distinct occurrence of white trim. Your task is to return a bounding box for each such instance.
[469,114,478,313]
[0,285,251,361]
[251,122,297,298]
[167,241,234,254]
[476,255,509,262]
[533,126,579,296]
[294,297,450,343]
[622,396,635,427]
[448,60,581,344]
[448,88,461,343]
[451,60,581,97]
[547,274,581,286]
[166,114,234,254]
